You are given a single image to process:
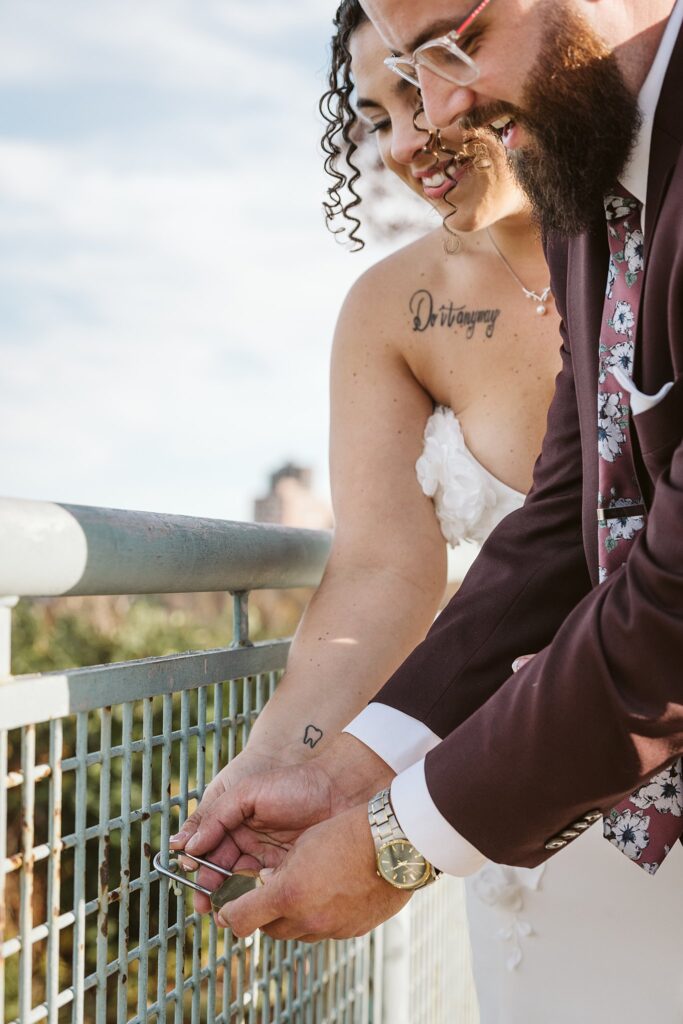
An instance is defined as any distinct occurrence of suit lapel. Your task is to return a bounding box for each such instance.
[643,133,679,268]
[567,221,608,390]
[643,20,683,266]
[636,18,683,393]
[566,219,608,580]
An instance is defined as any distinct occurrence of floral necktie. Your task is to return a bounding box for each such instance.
[598,192,683,873]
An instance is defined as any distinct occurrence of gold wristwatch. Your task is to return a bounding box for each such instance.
[368,787,440,891]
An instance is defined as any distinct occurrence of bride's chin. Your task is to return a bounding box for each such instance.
[437,204,480,234]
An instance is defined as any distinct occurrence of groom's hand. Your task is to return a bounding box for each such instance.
[217,803,411,941]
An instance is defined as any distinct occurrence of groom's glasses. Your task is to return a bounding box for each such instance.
[384,0,494,88]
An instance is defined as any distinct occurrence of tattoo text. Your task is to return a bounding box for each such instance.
[410,289,501,339]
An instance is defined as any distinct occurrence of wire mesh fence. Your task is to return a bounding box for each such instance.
[0,649,374,1024]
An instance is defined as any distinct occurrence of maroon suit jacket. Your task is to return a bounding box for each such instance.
[372,26,683,867]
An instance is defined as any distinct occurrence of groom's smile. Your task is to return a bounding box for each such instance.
[361,0,643,235]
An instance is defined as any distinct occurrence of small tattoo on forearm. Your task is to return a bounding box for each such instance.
[303,724,324,749]
[409,288,501,339]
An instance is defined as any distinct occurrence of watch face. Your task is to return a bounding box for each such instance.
[377,840,431,889]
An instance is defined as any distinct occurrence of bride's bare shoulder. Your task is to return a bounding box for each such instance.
[337,228,449,329]
[359,228,449,286]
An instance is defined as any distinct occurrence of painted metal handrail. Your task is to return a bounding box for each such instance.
[0,497,474,1024]
[0,499,374,1024]
[0,497,331,598]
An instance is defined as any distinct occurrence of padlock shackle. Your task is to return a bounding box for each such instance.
[153,849,236,897]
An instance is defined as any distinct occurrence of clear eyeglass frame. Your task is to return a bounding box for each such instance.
[383,0,494,88]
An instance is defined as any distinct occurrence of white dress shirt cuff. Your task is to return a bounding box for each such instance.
[343,703,441,774]
[390,759,487,877]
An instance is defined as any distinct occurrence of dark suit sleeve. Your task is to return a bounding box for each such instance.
[422,433,683,867]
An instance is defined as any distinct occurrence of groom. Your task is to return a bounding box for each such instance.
[171,0,683,939]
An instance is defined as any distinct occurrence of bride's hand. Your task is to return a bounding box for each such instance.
[173,741,309,842]
[192,745,296,806]
[169,744,309,912]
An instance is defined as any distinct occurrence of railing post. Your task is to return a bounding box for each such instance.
[0,596,18,679]
[230,591,252,648]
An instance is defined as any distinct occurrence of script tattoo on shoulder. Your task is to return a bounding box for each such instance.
[409,288,501,340]
[303,724,324,749]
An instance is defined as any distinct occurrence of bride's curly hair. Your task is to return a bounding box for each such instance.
[319,0,499,253]
[319,0,369,250]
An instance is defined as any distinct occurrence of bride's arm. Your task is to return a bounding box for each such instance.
[205,261,448,795]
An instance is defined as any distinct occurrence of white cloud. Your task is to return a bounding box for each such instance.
[0,0,330,96]
[0,1,427,522]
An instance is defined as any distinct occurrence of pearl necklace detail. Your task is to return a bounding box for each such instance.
[486,228,552,316]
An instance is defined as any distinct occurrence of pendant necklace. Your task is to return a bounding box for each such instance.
[486,228,552,316]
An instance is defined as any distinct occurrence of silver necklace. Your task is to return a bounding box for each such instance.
[486,228,552,316]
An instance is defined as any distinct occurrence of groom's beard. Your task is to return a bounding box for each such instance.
[508,6,642,236]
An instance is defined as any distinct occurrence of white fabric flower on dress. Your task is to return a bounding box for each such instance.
[416,407,498,545]
[471,863,546,971]
[632,765,683,816]
[604,808,650,861]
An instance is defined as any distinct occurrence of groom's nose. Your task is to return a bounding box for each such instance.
[418,68,476,130]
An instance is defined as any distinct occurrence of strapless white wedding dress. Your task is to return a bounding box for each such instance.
[413,406,683,1024]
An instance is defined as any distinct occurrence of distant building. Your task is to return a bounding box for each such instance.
[253,463,333,530]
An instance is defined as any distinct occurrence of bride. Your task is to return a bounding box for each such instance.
[177,2,683,1020]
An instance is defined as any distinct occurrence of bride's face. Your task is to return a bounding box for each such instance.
[349,20,526,233]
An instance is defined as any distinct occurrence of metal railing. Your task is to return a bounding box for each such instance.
[0,498,480,1024]
[0,498,379,1024]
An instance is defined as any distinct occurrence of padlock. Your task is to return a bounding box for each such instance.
[153,850,263,912]
[208,870,262,909]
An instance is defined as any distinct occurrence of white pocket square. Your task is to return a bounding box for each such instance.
[612,366,674,416]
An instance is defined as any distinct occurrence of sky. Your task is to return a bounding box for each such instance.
[0,0,429,522]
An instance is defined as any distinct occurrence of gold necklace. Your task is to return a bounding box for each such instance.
[486,228,552,316]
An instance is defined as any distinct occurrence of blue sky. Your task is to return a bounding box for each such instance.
[0,0,430,521]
